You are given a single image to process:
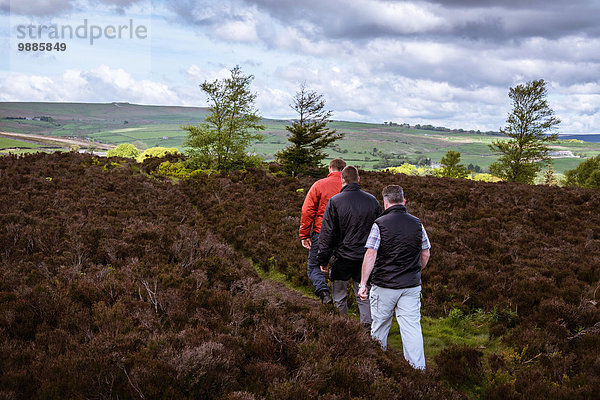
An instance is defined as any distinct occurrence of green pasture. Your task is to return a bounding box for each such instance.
[0,137,42,149]
[2,102,599,174]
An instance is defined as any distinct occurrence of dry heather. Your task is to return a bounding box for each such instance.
[1,152,599,399]
[1,153,456,399]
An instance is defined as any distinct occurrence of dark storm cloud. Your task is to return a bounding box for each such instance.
[239,0,600,41]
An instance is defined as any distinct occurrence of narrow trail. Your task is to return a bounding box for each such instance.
[0,131,115,150]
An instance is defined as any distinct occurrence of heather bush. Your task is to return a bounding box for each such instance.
[1,153,599,398]
[435,345,484,387]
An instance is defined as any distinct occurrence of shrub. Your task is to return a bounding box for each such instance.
[135,147,179,163]
[106,143,140,158]
[151,161,215,180]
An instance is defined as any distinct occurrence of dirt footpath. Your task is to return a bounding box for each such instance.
[0,131,115,150]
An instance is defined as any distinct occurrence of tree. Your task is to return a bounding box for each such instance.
[564,156,600,188]
[543,165,558,186]
[489,79,561,184]
[467,163,482,173]
[183,66,265,171]
[437,150,468,179]
[274,83,343,176]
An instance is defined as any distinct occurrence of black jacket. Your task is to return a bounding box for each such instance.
[316,183,382,266]
[371,204,423,289]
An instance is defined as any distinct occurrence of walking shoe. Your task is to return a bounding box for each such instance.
[319,290,333,304]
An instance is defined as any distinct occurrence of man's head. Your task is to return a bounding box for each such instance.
[329,158,346,172]
[341,165,359,185]
[382,185,405,209]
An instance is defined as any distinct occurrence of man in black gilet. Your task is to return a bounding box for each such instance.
[358,185,431,369]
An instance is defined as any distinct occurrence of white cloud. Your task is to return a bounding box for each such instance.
[214,14,259,42]
[0,66,180,104]
[351,0,448,34]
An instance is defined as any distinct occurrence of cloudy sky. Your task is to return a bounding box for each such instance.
[1,0,599,133]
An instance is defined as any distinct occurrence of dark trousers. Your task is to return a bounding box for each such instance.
[307,232,328,295]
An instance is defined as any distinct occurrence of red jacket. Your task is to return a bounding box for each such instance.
[299,171,342,240]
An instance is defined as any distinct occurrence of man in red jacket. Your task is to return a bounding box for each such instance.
[299,158,346,304]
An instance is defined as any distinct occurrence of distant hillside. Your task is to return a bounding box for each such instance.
[2,102,599,173]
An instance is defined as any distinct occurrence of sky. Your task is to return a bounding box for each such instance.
[1,0,599,133]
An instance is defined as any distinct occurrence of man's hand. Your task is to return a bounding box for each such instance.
[301,238,312,249]
[320,265,329,273]
[358,286,368,301]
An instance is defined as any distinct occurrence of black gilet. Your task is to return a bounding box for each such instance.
[371,204,423,289]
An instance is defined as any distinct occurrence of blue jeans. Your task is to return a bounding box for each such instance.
[307,232,328,295]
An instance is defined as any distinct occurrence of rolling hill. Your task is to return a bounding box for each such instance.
[2,102,600,173]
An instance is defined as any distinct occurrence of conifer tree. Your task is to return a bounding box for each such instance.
[437,150,468,179]
[275,84,343,176]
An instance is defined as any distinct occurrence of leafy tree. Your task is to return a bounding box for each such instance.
[489,79,560,184]
[107,143,140,158]
[437,150,468,179]
[274,83,343,176]
[564,156,600,188]
[183,66,265,171]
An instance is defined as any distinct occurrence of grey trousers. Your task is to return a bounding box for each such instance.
[332,280,372,324]
[370,285,425,369]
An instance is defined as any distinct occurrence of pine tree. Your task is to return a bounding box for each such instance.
[275,84,343,176]
[437,150,468,179]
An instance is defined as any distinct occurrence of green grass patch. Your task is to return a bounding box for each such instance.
[0,137,42,149]
[252,258,316,299]
[387,308,513,367]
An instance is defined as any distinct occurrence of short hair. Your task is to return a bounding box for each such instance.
[329,158,346,172]
[341,165,359,184]
[382,185,404,204]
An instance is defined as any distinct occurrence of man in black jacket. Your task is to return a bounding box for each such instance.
[358,185,430,370]
[317,166,382,326]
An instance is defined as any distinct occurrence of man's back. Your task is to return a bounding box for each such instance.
[372,205,423,289]
[317,182,382,264]
[299,171,342,239]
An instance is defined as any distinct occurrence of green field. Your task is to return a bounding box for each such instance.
[0,136,42,149]
[2,102,599,174]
